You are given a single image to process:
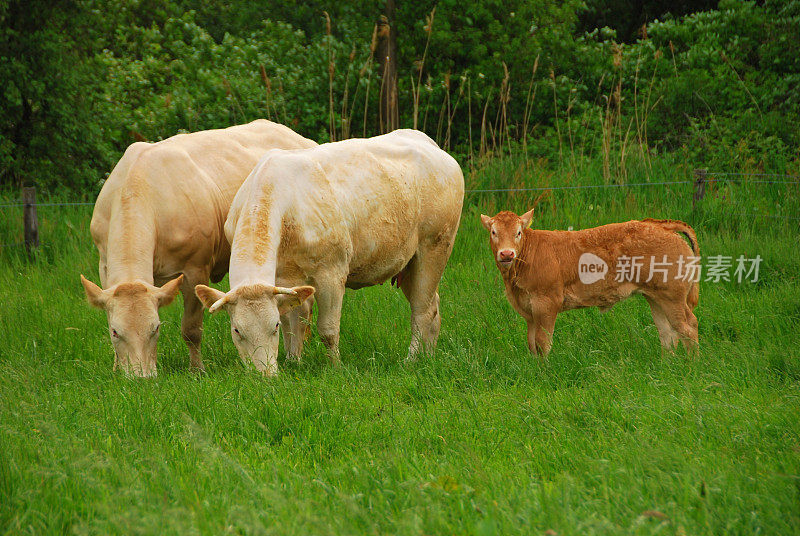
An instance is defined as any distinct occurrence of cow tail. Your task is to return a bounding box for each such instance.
[643,218,700,308]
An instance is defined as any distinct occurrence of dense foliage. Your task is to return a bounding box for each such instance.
[1,0,798,191]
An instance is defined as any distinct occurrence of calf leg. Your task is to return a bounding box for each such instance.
[526,320,538,353]
[313,275,345,366]
[180,274,208,372]
[671,304,699,353]
[647,296,697,352]
[534,311,557,356]
[646,297,679,350]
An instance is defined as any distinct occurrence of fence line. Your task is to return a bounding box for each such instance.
[707,172,799,179]
[0,172,796,208]
[465,180,693,193]
[1,170,798,255]
[0,201,93,208]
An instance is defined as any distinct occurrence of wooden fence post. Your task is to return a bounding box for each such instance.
[693,169,707,211]
[23,186,38,258]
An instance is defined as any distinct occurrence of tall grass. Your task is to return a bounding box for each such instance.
[1,158,798,534]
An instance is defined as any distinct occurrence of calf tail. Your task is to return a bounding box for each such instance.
[644,218,700,309]
[643,218,699,256]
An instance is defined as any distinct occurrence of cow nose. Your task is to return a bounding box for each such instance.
[499,249,515,261]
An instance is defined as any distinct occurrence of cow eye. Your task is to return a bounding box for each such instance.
[233,326,241,337]
[274,321,281,333]
[111,328,119,339]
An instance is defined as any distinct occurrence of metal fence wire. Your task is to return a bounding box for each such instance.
[0,170,798,249]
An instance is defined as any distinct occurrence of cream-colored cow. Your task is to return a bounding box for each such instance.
[195,129,464,375]
[81,120,316,377]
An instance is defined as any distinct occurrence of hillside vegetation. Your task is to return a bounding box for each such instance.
[1,0,798,191]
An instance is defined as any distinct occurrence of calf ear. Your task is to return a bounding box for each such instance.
[275,285,315,315]
[520,208,535,228]
[195,284,228,314]
[480,214,493,231]
[81,275,109,309]
[156,275,184,308]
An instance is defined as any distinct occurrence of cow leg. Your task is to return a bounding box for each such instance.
[398,248,448,361]
[646,297,679,350]
[534,311,557,356]
[180,273,207,372]
[280,312,297,362]
[526,319,538,353]
[281,297,313,363]
[684,307,699,352]
[663,299,699,353]
[314,276,345,366]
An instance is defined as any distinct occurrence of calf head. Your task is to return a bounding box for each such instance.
[480,209,535,269]
[194,283,314,376]
[80,274,184,378]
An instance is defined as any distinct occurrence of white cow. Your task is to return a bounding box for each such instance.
[81,120,316,377]
[195,129,464,375]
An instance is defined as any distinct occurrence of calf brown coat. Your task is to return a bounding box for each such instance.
[480,210,699,355]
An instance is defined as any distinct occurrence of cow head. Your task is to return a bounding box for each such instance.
[480,209,535,269]
[80,274,183,377]
[194,283,314,376]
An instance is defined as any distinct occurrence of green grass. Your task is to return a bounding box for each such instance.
[1,157,799,535]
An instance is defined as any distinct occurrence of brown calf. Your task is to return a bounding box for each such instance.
[480,209,700,355]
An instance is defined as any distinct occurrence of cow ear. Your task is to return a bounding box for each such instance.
[195,284,228,314]
[275,285,315,315]
[520,208,535,228]
[480,214,493,231]
[81,275,109,309]
[156,275,184,308]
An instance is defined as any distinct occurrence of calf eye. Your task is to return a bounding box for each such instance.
[516,230,522,238]
[491,230,496,236]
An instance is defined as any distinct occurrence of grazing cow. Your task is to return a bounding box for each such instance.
[480,209,700,355]
[194,129,464,375]
[81,120,317,377]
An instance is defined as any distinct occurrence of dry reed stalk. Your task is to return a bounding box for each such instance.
[479,88,493,158]
[444,74,466,150]
[259,65,273,121]
[550,70,564,166]
[498,62,511,157]
[222,76,247,123]
[633,46,644,161]
[435,73,451,146]
[340,46,356,139]
[467,77,474,172]
[668,40,678,76]
[363,23,378,137]
[566,89,576,176]
[522,54,540,165]
[277,80,289,126]
[378,55,388,133]
[640,49,663,173]
[720,50,763,119]
[413,7,435,130]
[323,11,336,142]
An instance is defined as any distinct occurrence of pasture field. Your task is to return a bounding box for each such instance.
[1,158,799,535]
